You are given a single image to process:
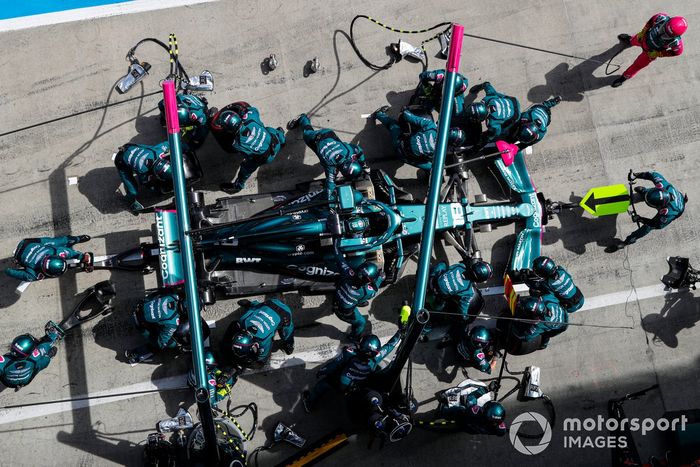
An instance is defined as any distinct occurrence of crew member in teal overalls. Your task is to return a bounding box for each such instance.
[373,107,465,170]
[221,299,295,369]
[6,235,92,282]
[210,102,286,193]
[114,141,174,213]
[526,256,584,312]
[0,323,64,388]
[288,113,368,201]
[466,82,521,145]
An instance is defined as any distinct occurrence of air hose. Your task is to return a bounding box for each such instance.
[349,15,452,71]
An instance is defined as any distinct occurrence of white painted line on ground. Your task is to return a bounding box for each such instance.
[577,284,668,312]
[0,0,220,33]
[0,283,679,424]
[0,375,185,425]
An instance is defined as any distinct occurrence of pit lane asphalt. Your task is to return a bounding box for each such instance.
[0,0,699,465]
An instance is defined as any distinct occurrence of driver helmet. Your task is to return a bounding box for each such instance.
[10,334,37,359]
[346,217,369,235]
[482,401,506,425]
[357,262,382,285]
[340,161,363,179]
[230,330,260,364]
[665,16,688,37]
[466,102,489,122]
[532,256,557,278]
[152,158,172,181]
[517,122,539,144]
[469,326,492,348]
[359,334,381,358]
[516,296,545,318]
[645,188,670,208]
[41,256,67,278]
[466,260,493,283]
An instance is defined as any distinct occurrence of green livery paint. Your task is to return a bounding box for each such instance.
[155,209,185,287]
[580,184,630,216]
[492,150,543,271]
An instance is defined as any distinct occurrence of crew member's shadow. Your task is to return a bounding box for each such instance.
[410,337,462,384]
[641,291,700,348]
[77,167,174,214]
[528,42,627,103]
[541,193,619,254]
[0,257,21,308]
[128,114,165,145]
[282,293,346,342]
[257,129,324,194]
[367,274,416,327]
[350,111,404,184]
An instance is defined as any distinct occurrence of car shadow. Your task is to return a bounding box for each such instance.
[541,194,619,254]
[89,229,152,361]
[527,42,626,103]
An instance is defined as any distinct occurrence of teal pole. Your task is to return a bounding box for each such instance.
[162,79,219,463]
[411,23,464,314]
[375,24,465,394]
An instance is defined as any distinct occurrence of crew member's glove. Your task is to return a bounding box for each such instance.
[48,347,58,358]
[77,235,91,243]
[469,83,484,94]
[631,213,641,223]
[81,253,94,272]
[628,170,638,182]
[45,321,65,342]
[282,339,295,355]
[130,200,145,214]
[488,380,500,393]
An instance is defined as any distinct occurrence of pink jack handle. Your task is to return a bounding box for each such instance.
[446,24,464,72]
[162,80,180,135]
